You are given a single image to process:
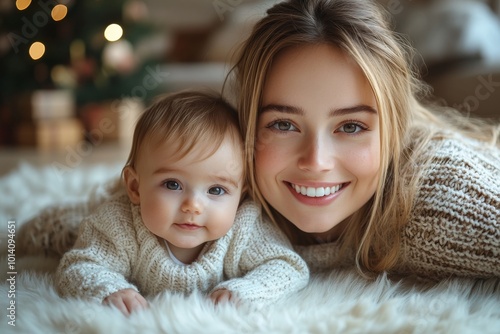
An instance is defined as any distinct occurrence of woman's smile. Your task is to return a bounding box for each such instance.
[288,182,347,198]
[286,181,349,206]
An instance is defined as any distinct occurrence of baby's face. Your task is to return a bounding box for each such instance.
[133,133,244,250]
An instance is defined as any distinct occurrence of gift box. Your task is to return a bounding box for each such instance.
[80,98,143,145]
[16,118,84,150]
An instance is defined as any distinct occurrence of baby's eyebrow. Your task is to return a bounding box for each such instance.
[213,175,240,189]
[153,167,175,175]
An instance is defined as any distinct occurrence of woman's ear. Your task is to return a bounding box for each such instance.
[123,166,140,204]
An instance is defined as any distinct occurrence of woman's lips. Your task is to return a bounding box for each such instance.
[289,182,346,197]
[286,182,349,206]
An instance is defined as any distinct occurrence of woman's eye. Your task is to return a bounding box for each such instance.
[164,180,181,190]
[269,120,297,131]
[208,187,226,196]
[338,123,366,134]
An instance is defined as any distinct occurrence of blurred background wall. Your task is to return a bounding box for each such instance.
[0,0,499,153]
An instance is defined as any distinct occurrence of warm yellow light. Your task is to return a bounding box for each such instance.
[51,4,68,21]
[16,0,31,10]
[104,24,123,42]
[29,42,45,60]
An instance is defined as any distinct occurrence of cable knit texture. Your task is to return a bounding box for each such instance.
[293,136,500,279]
[55,192,309,306]
[397,135,500,279]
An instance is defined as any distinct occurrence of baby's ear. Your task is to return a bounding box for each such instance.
[123,166,140,204]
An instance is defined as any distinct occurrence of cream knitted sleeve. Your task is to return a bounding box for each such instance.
[214,200,309,305]
[56,194,139,302]
[399,137,500,279]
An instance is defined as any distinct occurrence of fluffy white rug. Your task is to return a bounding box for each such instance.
[1,163,499,333]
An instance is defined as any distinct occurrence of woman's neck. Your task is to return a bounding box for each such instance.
[303,220,348,245]
[164,240,206,264]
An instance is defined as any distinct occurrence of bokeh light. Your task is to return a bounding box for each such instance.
[51,4,68,21]
[29,42,45,60]
[16,0,31,11]
[104,24,123,42]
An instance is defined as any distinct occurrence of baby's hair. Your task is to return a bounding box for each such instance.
[124,90,242,172]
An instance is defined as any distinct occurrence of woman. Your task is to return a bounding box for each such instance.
[20,0,499,280]
[231,0,500,278]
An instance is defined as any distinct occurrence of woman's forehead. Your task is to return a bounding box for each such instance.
[262,44,376,111]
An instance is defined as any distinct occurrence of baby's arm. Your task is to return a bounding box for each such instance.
[213,201,309,306]
[56,197,140,305]
[103,288,149,315]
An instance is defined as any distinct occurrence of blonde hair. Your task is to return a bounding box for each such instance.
[230,0,500,275]
[124,90,242,176]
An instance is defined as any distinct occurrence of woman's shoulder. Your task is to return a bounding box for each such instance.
[411,132,500,220]
[400,134,500,278]
[417,133,500,175]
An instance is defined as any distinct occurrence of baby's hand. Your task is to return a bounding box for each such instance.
[210,288,239,306]
[103,288,148,316]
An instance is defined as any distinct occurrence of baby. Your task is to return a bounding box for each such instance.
[55,90,309,315]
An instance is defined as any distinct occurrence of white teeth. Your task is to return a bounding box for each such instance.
[292,184,343,197]
[300,186,307,195]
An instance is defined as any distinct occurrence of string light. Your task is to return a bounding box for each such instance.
[104,24,123,42]
[29,42,45,60]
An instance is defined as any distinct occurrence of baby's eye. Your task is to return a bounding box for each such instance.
[269,120,297,132]
[163,180,181,190]
[208,186,226,196]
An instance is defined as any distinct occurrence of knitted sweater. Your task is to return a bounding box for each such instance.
[56,193,309,305]
[295,136,500,278]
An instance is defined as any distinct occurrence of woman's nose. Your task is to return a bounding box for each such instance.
[181,194,203,215]
[297,136,335,172]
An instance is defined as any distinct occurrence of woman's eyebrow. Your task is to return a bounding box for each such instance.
[259,104,377,115]
[259,104,304,115]
[330,104,378,116]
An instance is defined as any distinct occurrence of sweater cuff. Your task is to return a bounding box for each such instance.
[212,275,307,307]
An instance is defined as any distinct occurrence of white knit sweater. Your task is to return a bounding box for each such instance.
[56,193,309,305]
[295,136,500,278]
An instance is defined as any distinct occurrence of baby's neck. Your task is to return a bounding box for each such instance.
[164,240,206,264]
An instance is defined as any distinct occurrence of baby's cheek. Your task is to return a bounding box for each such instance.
[140,199,168,233]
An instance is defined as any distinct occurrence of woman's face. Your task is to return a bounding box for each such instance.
[256,44,380,240]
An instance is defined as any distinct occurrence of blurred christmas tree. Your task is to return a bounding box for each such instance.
[1,0,165,103]
[0,0,166,146]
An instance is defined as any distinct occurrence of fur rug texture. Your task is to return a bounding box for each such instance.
[1,163,499,333]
